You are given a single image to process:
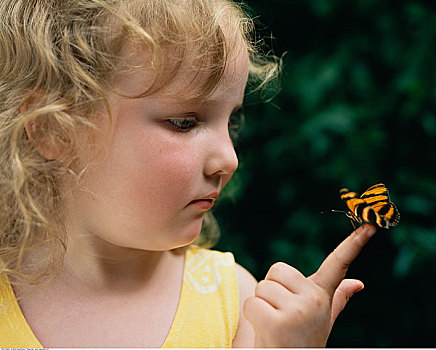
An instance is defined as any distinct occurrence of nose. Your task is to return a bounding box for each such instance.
[204,131,239,177]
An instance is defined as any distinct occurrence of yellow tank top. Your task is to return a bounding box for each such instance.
[0,246,239,348]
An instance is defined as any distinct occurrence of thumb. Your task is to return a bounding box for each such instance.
[331,279,364,324]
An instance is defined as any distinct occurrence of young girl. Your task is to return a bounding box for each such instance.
[0,0,376,347]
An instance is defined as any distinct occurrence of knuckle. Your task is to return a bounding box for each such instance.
[268,261,291,279]
[243,296,259,321]
[255,279,269,296]
[243,296,255,314]
[272,261,289,270]
[308,283,330,305]
[294,304,309,319]
[312,289,329,308]
[331,249,350,270]
[297,284,331,313]
[243,296,278,329]
[273,312,289,329]
[308,291,323,307]
[279,304,309,325]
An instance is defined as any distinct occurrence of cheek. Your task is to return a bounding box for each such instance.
[139,153,198,203]
[109,135,202,211]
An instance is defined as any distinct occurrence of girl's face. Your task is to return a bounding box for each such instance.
[63,43,249,252]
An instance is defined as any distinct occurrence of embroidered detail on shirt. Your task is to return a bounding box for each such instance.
[184,249,233,294]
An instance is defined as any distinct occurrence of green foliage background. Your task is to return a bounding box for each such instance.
[214,0,436,347]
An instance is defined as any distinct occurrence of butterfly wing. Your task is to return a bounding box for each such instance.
[340,187,379,226]
[360,183,400,228]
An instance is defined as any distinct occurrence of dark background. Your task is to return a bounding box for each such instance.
[214,0,436,347]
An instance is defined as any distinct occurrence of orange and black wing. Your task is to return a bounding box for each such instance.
[360,183,400,228]
[339,187,381,226]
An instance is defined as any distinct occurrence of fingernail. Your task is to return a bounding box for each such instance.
[366,226,376,237]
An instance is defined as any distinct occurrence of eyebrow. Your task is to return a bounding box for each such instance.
[198,98,244,113]
[160,94,244,115]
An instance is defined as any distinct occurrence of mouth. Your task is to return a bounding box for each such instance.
[188,192,219,211]
[188,198,215,211]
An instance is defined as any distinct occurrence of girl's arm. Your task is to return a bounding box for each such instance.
[232,263,257,347]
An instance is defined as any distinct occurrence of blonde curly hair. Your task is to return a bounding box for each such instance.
[0,0,279,284]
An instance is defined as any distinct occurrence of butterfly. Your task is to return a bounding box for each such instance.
[337,183,400,229]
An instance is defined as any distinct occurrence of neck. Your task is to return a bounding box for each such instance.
[59,233,181,293]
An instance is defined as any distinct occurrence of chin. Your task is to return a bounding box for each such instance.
[172,220,203,248]
[123,219,204,252]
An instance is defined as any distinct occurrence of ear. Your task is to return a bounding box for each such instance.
[21,104,63,161]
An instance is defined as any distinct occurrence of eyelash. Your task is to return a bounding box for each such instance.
[166,118,199,132]
[166,110,244,135]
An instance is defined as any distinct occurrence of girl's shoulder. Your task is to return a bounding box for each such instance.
[185,244,235,262]
[183,245,238,294]
[184,244,257,293]
[184,244,257,288]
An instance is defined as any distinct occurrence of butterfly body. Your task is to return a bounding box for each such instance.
[339,183,400,229]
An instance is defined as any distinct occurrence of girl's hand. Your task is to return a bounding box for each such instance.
[243,224,376,347]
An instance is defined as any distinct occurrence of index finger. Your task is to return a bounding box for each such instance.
[309,224,376,296]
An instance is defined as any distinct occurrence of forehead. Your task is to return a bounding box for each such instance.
[112,36,249,103]
[170,42,249,102]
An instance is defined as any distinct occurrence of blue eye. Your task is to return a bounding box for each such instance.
[167,118,199,132]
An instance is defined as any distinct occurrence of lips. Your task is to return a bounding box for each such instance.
[189,199,215,211]
[188,192,219,211]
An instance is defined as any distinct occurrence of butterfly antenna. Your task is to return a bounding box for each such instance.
[321,209,346,214]
[331,209,349,214]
